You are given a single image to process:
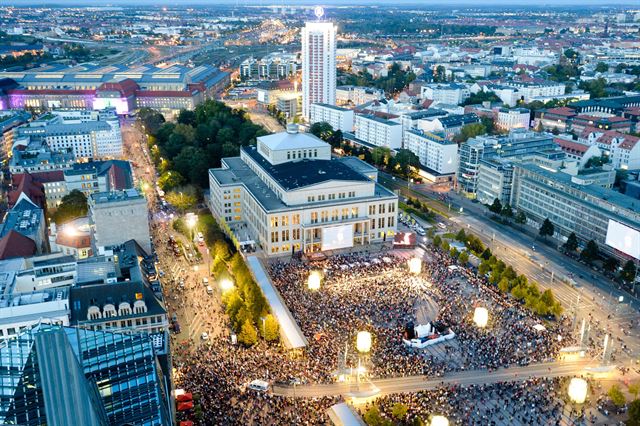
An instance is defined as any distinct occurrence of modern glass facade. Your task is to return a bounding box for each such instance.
[0,324,170,426]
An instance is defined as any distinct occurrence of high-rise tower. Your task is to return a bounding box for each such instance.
[301,7,336,120]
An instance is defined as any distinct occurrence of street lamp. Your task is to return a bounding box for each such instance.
[356,331,372,354]
[307,271,321,291]
[430,416,449,426]
[408,257,422,275]
[568,378,588,404]
[220,278,234,293]
[473,307,489,328]
[186,214,197,242]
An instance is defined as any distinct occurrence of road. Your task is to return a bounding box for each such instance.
[273,360,607,398]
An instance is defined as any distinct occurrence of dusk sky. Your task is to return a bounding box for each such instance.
[5,0,639,5]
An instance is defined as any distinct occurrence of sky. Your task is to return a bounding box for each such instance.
[5,0,639,5]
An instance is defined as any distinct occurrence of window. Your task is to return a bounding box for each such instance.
[369,205,376,215]
[282,230,289,241]
[388,216,394,227]
[292,214,300,225]
[341,208,349,220]
[271,232,279,243]
[311,212,318,224]
[282,216,289,226]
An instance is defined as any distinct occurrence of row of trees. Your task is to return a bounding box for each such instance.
[563,231,637,284]
[404,197,436,222]
[488,198,638,288]
[138,101,268,189]
[209,236,279,346]
[488,198,527,225]
[435,227,563,317]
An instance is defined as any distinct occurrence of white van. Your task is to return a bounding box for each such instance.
[248,379,269,392]
[202,277,209,285]
[206,285,213,295]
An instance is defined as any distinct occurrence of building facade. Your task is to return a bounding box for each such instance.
[309,103,354,132]
[404,129,458,176]
[89,189,151,253]
[511,162,640,261]
[208,125,398,256]
[354,114,402,149]
[301,21,337,120]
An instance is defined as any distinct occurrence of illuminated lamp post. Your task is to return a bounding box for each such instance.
[430,416,449,426]
[408,257,422,275]
[307,271,321,291]
[473,307,489,328]
[355,331,372,391]
[219,278,234,294]
[568,378,588,404]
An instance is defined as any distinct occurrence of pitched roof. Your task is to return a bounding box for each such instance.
[8,173,45,209]
[554,137,590,156]
[0,230,37,260]
[545,107,577,117]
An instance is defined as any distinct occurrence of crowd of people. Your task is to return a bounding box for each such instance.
[175,339,341,425]
[172,241,595,424]
[362,377,599,425]
[268,245,576,380]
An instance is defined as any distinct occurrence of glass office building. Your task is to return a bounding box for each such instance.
[0,324,171,426]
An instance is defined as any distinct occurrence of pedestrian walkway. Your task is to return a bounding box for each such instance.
[246,255,308,350]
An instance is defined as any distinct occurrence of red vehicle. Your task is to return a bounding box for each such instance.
[176,393,193,402]
[177,401,194,411]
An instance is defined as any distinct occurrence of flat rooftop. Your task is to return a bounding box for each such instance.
[243,146,370,191]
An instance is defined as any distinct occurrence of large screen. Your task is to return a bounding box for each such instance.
[605,220,640,260]
[321,225,354,251]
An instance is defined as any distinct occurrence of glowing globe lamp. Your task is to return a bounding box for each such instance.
[473,307,489,328]
[356,331,372,354]
[408,257,422,275]
[568,378,588,404]
[307,271,321,291]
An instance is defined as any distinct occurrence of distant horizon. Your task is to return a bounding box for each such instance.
[3,0,639,6]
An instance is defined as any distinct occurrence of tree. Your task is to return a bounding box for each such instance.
[563,232,579,253]
[394,149,420,177]
[458,251,469,265]
[391,403,408,421]
[480,247,492,260]
[608,384,626,407]
[433,65,447,82]
[309,122,334,142]
[432,235,442,248]
[515,211,527,225]
[455,229,467,242]
[177,109,197,126]
[238,319,258,347]
[165,185,199,212]
[489,198,503,215]
[52,190,88,225]
[629,383,640,400]
[500,203,513,218]
[604,257,620,274]
[628,399,640,426]
[441,240,450,252]
[580,239,599,264]
[371,147,391,167]
[595,62,609,73]
[621,260,638,284]
[363,406,383,426]
[538,218,554,239]
[454,122,487,143]
[157,171,185,192]
[327,129,343,148]
[261,314,279,342]
[213,239,232,262]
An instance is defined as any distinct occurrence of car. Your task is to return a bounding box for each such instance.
[200,332,209,340]
[437,222,446,230]
[247,379,269,392]
[416,228,426,236]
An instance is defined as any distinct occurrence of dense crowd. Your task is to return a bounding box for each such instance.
[269,246,575,380]
[173,242,591,424]
[175,339,340,425]
[362,377,598,425]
